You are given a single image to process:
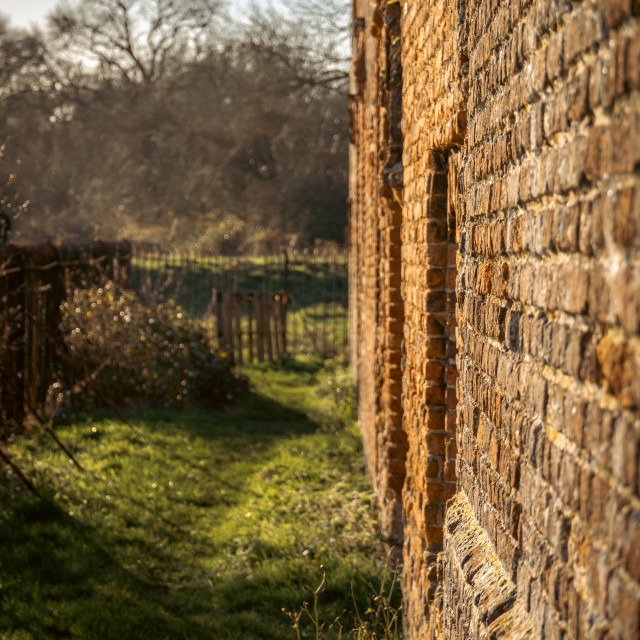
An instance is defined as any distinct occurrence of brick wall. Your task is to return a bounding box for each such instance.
[350,1,640,638]
[350,0,406,546]
[399,1,466,632]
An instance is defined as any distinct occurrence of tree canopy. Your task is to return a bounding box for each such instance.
[0,0,350,253]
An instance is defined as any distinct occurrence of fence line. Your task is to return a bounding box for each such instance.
[0,242,348,436]
[129,246,349,363]
[0,241,131,435]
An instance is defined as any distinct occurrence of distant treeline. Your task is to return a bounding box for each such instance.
[0,0,349,254]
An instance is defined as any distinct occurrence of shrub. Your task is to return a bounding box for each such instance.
[54,281,247,411]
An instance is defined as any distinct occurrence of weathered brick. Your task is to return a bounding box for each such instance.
[351,1,640,638]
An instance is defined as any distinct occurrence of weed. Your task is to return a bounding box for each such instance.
[282,560,403,640]
[350,560,402,640]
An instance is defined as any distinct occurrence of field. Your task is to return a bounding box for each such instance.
[0,359,400,640]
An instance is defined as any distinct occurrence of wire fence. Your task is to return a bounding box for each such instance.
[0,241,131,436]
[130,246,349,363]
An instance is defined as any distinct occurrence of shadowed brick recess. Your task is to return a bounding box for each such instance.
[349,1,640,638]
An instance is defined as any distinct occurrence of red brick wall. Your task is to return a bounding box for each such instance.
[350,0,406,546]
[350,1,640,638]
[450,1,640,637]
[398,2,466,636]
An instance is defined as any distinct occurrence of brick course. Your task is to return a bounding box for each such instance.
[350,0,640,638]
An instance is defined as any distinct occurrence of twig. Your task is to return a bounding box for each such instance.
[0,366,84,471]
[0,444,39,496]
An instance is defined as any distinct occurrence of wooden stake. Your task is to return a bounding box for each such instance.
[255,294,265,363]
[234,293,243,365]
[247,294,254,364]
[265,294,274,363]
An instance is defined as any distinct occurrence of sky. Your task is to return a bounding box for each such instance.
[0,0,274,30]
[1,0,58,29]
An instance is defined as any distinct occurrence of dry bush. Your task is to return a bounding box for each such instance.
[54,281,247,412]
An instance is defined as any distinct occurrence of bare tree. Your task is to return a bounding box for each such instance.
[47,0,226,84]
[2,0,350,251]
[237,0,350,93]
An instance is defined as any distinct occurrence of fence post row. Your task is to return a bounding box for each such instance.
[129,246,348,365]
[1,242,348,434]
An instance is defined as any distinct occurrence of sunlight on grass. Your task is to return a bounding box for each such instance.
[0,359,397,639]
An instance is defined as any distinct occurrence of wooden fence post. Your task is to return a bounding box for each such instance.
[264,293,274,363]
[280,293,287,358]
[234,293,243,365]
[221,292,233,359]
[255,294,265,363]
[247,294,254,363]
[0,248,26,431]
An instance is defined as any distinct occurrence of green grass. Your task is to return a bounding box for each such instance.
[0,359,395,639]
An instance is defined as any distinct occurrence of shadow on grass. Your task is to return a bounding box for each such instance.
[142,392,315,430]
[0,362,377,640]
[0,493,215,639]
[70,379,322,443]
[0,489,381,640]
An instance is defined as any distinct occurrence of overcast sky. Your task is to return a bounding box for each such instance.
[1,0,57,28]
[1,0,274,30]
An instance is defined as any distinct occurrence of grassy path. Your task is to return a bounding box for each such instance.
[0,360,396,640]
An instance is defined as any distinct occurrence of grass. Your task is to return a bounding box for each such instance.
[0,358,398,639]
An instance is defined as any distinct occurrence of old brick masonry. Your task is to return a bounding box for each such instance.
[349,1,640,638]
